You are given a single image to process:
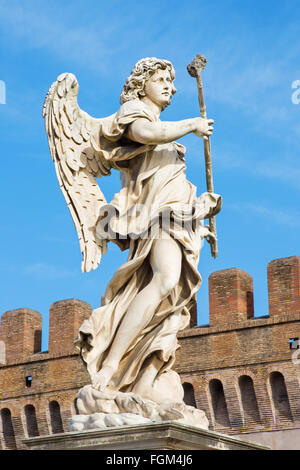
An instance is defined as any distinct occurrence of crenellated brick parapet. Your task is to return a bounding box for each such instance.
[0,256,300,450]
[0,256,299,364]
[175,256,300,449]
[0,299,92,365]
[208,256,300,327]
[176,255,300,376]
[209,268,254,326]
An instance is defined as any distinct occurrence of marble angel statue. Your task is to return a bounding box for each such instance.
[43,57,221,428]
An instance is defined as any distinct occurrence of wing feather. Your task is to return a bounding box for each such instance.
[43,73,111,272]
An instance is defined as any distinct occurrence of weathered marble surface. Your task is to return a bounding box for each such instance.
[69,384,209,432]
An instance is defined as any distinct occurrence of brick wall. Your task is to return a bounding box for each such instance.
[0,299,91,450]
[176,255,300,444]
[0,256,300,449]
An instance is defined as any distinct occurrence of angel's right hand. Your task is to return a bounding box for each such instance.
[193,117,214,140]
[200,225,217,242]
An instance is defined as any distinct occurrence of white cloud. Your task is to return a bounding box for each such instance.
[0,260,78,279]
[0,2,119,74]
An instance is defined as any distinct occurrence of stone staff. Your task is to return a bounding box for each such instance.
[187,54,218,258]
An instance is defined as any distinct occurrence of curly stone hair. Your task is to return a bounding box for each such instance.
[120,57,176,105]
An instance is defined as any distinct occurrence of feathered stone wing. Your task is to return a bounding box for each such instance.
[43,73,113,272]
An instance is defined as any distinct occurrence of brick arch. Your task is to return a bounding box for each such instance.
[24,404,39,437]
[208,378,230,428]
[49,400,64,434]
[238,375,261,426]
[0,408,17,450]
[269,371,293,423]
[182,382,197,408]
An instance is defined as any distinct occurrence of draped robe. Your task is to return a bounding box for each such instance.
[75,99,221,399]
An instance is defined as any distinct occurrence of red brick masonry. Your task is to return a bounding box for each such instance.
[0,256,299,449]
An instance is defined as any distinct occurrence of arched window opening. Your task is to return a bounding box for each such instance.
[270,372,293,423]
[49,401,64,434]
[183,382,197,408]
[74,398,79,415]
[24,405,39,437]
[209,379,230,428]
[238,375,260,426]
[1,408,17,450]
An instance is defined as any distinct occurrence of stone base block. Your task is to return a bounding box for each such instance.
[23,421,269,450]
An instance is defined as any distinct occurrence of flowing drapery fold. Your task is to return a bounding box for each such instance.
[75,99,221,396]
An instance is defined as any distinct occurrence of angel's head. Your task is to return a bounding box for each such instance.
[120,57,176,110]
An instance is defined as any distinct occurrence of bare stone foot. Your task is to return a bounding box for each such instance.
[92,362,118,391]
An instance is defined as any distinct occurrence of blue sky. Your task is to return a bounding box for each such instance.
[0,0,299,351]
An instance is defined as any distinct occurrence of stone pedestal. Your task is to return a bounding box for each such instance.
[23,421,269,450]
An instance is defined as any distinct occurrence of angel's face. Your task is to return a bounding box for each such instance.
[143,68,175,110]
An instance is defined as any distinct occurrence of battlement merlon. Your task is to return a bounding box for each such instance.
[0,308,42,363]
[208,256,300,327]
[0,256,299,365]
[0,299,92,364]
[268,256,300,317]
[49,298,92,355]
